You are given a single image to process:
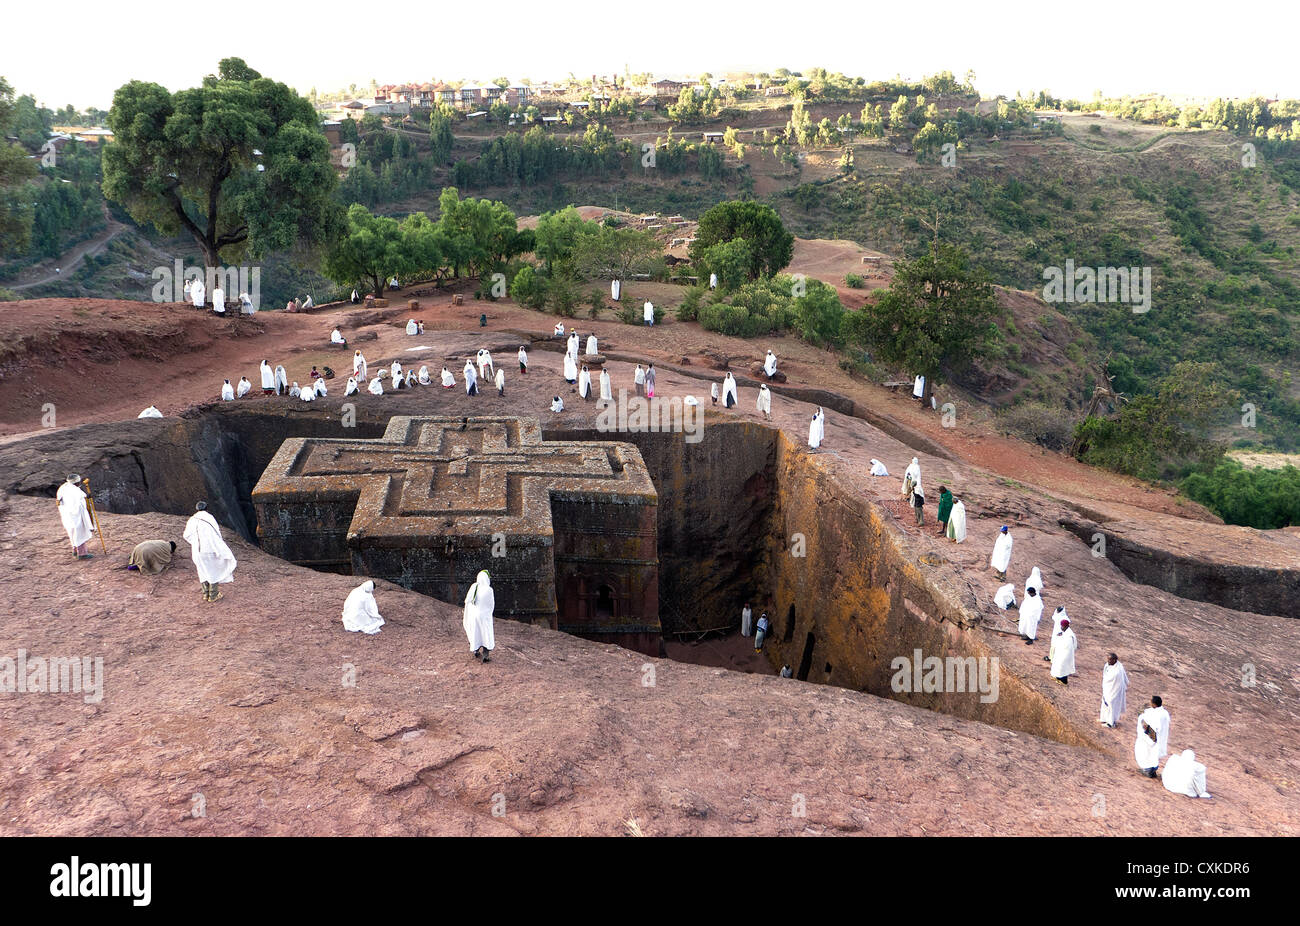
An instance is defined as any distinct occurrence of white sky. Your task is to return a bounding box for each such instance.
[6,0,1298,111]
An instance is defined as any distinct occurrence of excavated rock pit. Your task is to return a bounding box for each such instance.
[3,401,1091,747]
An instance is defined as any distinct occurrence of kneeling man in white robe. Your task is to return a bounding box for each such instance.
[341,580,385,634]
[183,501,237,603]
[1161,749,1211,798]
[463,570,496,662]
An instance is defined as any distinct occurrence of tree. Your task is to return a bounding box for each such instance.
[793,280,845,347]
[843,242,999,406]
[322,203,404,297]
[571,224,659,284]
[398,211,450,282]
[534,205,598,276]
[0,77,38,256]
[102,59,340,306]
[434,187,522,278]
[429,109,454,163]
[690,200,794,280]
[694,238,753,292]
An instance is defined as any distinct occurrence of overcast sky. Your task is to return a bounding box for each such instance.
[6,0,1297,111]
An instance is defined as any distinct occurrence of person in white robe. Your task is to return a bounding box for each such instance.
[221,379,235,401]
[301,295,313,309]
[56,475,95,558]
[722,372,738,408]
[463,570,496,661]
[477,350,494,380]
[578,365,592,400]
[634,365,646,396]
[946,499,967,542]
[138,405,163,418]
[902,458,921,497]
[239,292,255,314]
[757,384,772,419]
[990,526,1013,579]
[418,365,431,386]
[494,368,505,396]
[994,583,1017,610]
[288,381,301,398]
[236,376,252,398]
[183,278,192,304]
[1099,653,1129,727]
[764,350,777,378]
[260,360,275,394]
[645,364,656,397]
[331,328,347,347]
[554,322,566,338]
[211,285,225,315]
[912,375,925,399]
[1134,696,1171,776]
[551,396,564,412]
[566,333,579,360]
[299,385,316,402]
[441,367,455,388]
[391,360,402,382]
[516,347,528,375]
[563,352,578,383]
[1161,750,1211,798]
[586,334,598,356]
[741,603,753,637]
[353,350,367,381]
[869,459,889,476]
[684,396,699,407]
[599,369,612,402]
[710,382,719,405]
[344,377,359,396]
[367,376,383,396]
[315,377,328,397]
[709,272,718,290]
[406,319,419,335]
[808,407,824,449]
[351,289,359,303]
[1049,606,1068,640]
[1018,585,1043,643]
[341,580,385,635]
[1049,617,1077,684]
[405,370,417,389]
[183,502,236,602]
[1026,566,1044,597]
[643,301,654,325]
[274,365,288,395]
[191,276,205,308]
[611,278,621,301]
[904,466,925,525]
[464,360,478,395]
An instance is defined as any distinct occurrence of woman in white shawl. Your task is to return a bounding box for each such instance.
[946,499,967,543]
[902,458,921,498]
[331,328,347,347]
[353,350,367,381]
[517,346,528,374]
[586,333,598,356]
[599,368,612,402]
[298,383,316,401]
[494,367,505,396]
[221,379,235,401]
[477,349,493,379]
[710,382,719,405]
[418,365,431,386]
[869,458,889,476]
[1161,750,1211,798]
[405,370,418,389]
[721,372,738,408]
[259,359,275,394]
[391,360,402,382]
[550,395,564,412]
[463,570,496,662]
[405,318,418,335]
[807,407,824,449]
[288,381,302,398]
[274,365,289,395]
[237,376,252,398]
[440,366,455,388]
[344,377,359,396]
[314,378,328,397]
[367,375,384,396]
[990,526,1013,579]
[563,352,578,383]
[341,580,385,635]
[1025,566,1044,597]
[182,502,237,602]
[757,384,771,419]
[764,350,777,378]
[634,364,645,396]
[463,360,478,395]
[579,364,592,400]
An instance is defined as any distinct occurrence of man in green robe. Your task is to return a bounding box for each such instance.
[936,486,954,536]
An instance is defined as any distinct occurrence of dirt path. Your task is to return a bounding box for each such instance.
[9,208,127,290]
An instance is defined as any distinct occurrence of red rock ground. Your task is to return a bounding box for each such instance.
[1,290,1296,835]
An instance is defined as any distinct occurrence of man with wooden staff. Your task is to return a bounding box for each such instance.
[56,474,99,560]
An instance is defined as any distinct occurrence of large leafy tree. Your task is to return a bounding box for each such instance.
[843,242,999,405]
[690,200,793,280]
[322,203,405,298]
[571,224,659,284]
[102,57,340,299]
[435,186,524,278]
[0,77,38,256]
[534,205,598,277]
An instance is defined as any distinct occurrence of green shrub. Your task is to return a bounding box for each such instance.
[1181,460,1300,528]
[845,273,865,288]
[999,402,1075,452]
[508,265,546,310]
[676,284,707,321]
